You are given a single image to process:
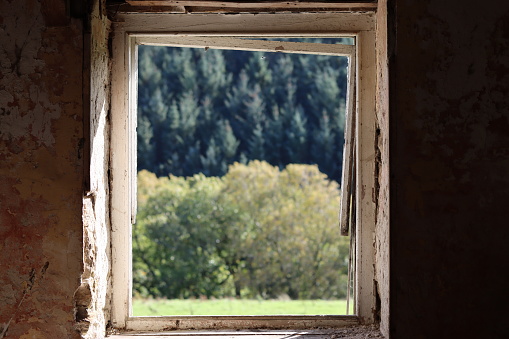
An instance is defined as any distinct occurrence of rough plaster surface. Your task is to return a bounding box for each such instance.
[374,1,389,337]
[390,0,509,337]
[80,1,112,338]
[0,0,83,338]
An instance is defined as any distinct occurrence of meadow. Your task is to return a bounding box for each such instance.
[132,298,353,316]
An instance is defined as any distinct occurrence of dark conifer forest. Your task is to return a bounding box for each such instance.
[137,38,351,182]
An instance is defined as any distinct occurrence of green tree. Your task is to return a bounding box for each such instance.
[221,161,348,299]
[133,170,234,298]
[133,162,350,300]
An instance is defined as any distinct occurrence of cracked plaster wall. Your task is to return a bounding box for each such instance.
[80,0,111,338]
[375,0,389,337]
[389,0,509,337]
[0,0,84,338]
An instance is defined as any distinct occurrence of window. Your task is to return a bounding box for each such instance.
[110,12,376,331]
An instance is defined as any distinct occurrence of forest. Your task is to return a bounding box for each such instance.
[137,38,351,182]
[134,39,352,304]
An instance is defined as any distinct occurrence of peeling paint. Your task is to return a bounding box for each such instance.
[0,0,83,338]
[374,2,390,337]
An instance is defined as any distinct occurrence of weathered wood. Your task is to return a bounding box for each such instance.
[113,5,374,14]
[126,1,378,10]
[110,11,377,331]
[111,28,136,328]
[355,29,376,323]
[113,13,375,33]
[112,329,359,338]
[339,52,356,236]
[135,36,354,56]
[124,315,359,331]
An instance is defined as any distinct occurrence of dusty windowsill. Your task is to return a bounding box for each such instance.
[109,326,384,338]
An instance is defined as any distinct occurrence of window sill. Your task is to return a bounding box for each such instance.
[110,326,384,338]
[114,315,358,332]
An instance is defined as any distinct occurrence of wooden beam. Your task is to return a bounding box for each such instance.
[126,1,377,10]
[339,53,356,236]
[135,36,355,56]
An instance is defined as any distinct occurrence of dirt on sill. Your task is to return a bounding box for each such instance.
[109,325,384,338]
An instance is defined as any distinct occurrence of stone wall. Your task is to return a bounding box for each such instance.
[81,0,111,338]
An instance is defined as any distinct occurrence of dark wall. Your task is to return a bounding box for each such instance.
[390,1,509,337]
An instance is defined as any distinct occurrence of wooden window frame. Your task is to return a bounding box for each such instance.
[110,12,376,331]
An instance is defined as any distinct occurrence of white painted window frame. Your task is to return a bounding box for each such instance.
[110,12,376,331]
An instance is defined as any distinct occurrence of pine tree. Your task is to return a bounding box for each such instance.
[177,91,200,145]
[311,112,338,180]
[265,105,285,167]
[195,96,216,150]
[198,49,232,102]
[200,139,221,176]
[285,106,308,164]
[248,123,265,160]
[245,51,274,100]
[137,114,155,171]
[224,70,266,152]
[244,84,266,140]
[183,141,202,176]
[147,88,171,175]
[215,119,239,161]
[159,100,181,175]
[272,54,295,109]
[177,48,198,94]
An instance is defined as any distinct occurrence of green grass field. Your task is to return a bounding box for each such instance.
[133,298,353,316]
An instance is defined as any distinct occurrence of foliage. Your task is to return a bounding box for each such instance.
[133,161,349,300]
[137,39,351,182]
[134,170,235,298]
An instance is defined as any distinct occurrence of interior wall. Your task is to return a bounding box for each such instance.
[375,0,389,337]
[2,0,509,337]
[81,0,111,338]
[0,0,84,338]
[389,0,509,337]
